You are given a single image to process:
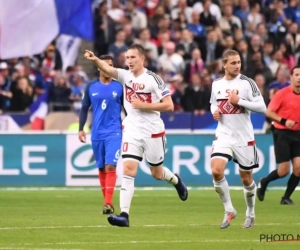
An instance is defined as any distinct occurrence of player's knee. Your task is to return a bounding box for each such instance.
[240,175,252,186]
[211,158,227,180]
[211,166,224,180]
[278,162,290,177]
[292,166,300,177]
[105,164,116,171]
[150,166,164,180]
[123,160,139,176]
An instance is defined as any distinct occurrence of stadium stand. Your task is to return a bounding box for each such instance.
[0,0,298,131]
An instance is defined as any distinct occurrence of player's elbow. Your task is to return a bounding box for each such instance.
[164,102,174,112]
[265,108,273,118]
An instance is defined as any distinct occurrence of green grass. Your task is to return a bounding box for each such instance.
[0,189,300,250]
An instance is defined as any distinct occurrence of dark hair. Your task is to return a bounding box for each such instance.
[222,49,240,63]
[99,55,114,61]
[127,44,146,56]
[291,66,300,75]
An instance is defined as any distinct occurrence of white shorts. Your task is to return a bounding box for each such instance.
[211,138,259,171]
[121,132,166,166]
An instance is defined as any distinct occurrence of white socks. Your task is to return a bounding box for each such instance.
[243,181,256,218]
[120,175,134,214]
[214,177,234,212]
[162,167,178,185]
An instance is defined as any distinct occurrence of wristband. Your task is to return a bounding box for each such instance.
[280,118,287,126]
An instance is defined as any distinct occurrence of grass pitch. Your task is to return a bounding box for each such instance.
[0,188,300,250]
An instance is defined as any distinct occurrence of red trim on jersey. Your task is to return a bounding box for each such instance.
[151,131,165,138]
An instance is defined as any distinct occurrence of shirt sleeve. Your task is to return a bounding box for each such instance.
[237,77,266,113]
[210,82,218,114]
[150,73,171,100]
[81,83,91,107]
[268,90,283,112]
[116,68,130,85]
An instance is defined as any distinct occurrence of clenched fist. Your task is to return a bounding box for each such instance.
[84,50,97,61]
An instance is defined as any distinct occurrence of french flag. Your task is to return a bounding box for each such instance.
[0,0,94,59]
[29,92,49,130]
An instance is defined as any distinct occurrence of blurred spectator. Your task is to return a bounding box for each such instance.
[176,29,198,61]
[134,28,158,60]
[40,44,63,71]
[184,48,204,82]
[157,41,185,80]
[199,29,225,65]
[108,29,128,60]
[34,65,54,96]
[245,2,264,38]
[0,62,13,113]
[9,77,33,112]
[171,0,193,24]
[182,73,211,114]
[94,1,115,56]
[48,74,72,112]
[199,0,217,29]
[193,0,221,21]
[219,4,242,35]
[269,67,290,90]
[125,0,147,31]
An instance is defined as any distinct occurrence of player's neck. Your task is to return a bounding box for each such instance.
[131,67,146,78]
[224,73,239,81]
[99,77,112,85]
[292,85,300,94]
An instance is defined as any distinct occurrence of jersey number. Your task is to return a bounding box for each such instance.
[225,89,231,97]
[122,142,128,152]
[101,99,107,110]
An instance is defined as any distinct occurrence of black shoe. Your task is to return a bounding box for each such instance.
[257,178,267,201]
[174,174,188,201]
[102,204,114,214]
[107,212,129,227]
[281,197,294,205]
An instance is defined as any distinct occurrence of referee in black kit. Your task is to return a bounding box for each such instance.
[257,66,300,205]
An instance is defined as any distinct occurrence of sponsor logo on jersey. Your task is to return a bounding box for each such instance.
[139,83,145,90]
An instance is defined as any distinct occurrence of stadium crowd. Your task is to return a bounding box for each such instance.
[0,0,299,118]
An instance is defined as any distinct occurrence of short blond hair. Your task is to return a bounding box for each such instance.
[222,49,240,64]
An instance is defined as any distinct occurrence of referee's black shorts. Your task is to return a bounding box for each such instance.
[273,128,300,163]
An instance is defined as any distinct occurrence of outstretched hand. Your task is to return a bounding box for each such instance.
[84,50,97,61]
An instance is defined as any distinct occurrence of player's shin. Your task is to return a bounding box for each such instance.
[213,177,234,212]
[243,181,256,217]
[105,168,117,206]
[98,169,106,198]
[120,175,134,214]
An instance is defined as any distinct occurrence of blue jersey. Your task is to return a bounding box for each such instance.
[82,79,123,141]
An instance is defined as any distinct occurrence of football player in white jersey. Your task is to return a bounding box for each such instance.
[210,50,266,229]
[84,44,188,227]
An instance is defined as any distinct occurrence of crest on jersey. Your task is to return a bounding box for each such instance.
[139,84,145,90]
[112,91,117,98]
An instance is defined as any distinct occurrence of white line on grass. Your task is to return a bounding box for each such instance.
[0,248,82,250]
[0,223,298,231]
[0,186,296,191]
[0,239,260,247]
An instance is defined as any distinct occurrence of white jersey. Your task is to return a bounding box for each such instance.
[210,74,263,146]
[116,68,171,137]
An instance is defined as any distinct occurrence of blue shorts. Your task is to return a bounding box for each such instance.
[91,138,122,168]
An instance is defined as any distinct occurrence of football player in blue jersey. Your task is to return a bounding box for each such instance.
[78,55,123,214]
